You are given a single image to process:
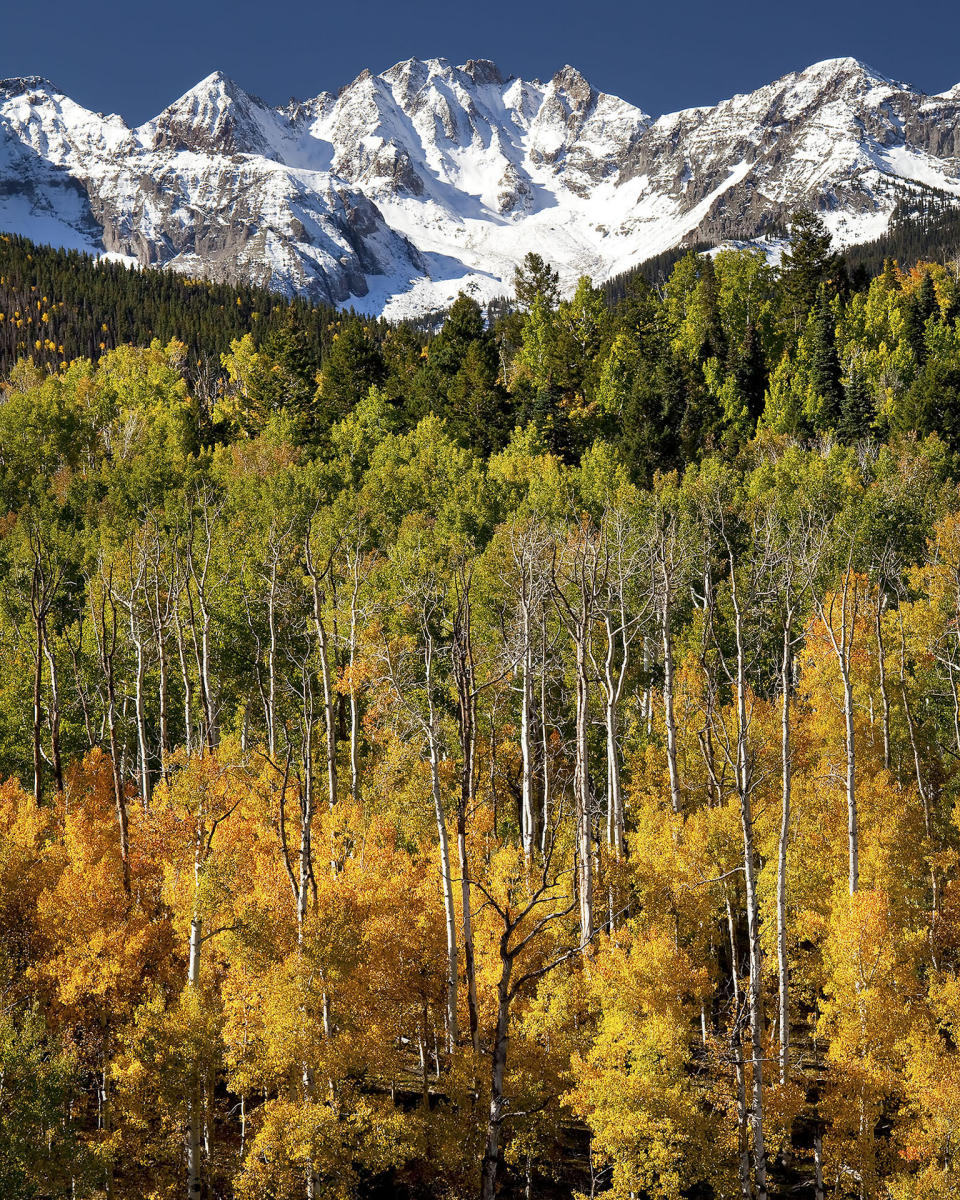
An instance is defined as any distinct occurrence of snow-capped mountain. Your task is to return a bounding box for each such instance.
[2,57,960,318]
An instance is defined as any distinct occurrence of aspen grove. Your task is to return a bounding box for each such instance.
[4,224,960,1199]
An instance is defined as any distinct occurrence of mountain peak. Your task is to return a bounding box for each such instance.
[142,70,270,154]
[546,64,596,114]
[462,59,505,86]
[171,69,252,107]
[794,56,896,90]
[0,75,60,98]
[193,68,231,89]
[551,64,592,92]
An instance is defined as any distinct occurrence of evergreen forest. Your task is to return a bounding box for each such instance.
[4,214,960,1200]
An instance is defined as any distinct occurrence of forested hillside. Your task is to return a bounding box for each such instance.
[0,233,363,380]
[4,215,960,1200]
[842,194,960,279]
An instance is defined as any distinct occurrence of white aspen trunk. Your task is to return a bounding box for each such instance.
[203,1081,212,1163]
[348,562,361,801]
[733,1027,752,1200]
[453,579,482,1055]
[730,569,767,1200]
[101,587,131,895]
[298,749,314,935]
[135,633,149,805]
[816,575,859,897]
[321,990,336,1105]
[185,539,217,753]
[129,602,150,806]
[458,822,480,1056]
[119,692,131,793]
[898,616,932,838]
[605,690,621,854]
[349,678,360,801]
[742,801,768,1200]
[777,616,792,1085]
[188,915,201,986]
[601,607,628,858]
[726,889,740,1006]
[41,619,64,794]
[843,667,858,895]
[100,1067,114,1200]
[874,597,891,770]
[173,605,194,758]
[150,534,173,778]
[455,675,480,1056]
[199,598,217,751]
[187,912,203,1200]
[185,581,210,752]
[155,591,170,781]
[304,1065,318,1200]
[574,632,594,944]
[948,666,960,757]
[197,506,220,751]
[660,562,681,813]
[309,569,338,818]
[31,573,43,801]
[422,626,459,1049]
[643,635,653,736]
[295,700,320,1200]
[419,1002,431,1108]
[540,653,551,852]
[428,725,459,1051]
[520,600,536,859]
[267,558,278,759]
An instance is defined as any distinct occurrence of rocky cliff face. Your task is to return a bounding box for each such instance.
[1,56,959,317]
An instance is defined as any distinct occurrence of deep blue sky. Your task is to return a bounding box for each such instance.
[3,0,959,123]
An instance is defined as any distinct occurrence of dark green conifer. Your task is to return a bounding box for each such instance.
[780,210,843,330]
[513,252,560,312]
[315,318,387,426]
[838,364,875,442]
[806,289,843,429]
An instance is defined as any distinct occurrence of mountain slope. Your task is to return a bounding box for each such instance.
[1,57,959,317]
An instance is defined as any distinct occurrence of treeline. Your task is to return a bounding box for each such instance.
[844,192,960,279]
[3,217,960,1199]
[601,240,712,303]
[0,233,368,379]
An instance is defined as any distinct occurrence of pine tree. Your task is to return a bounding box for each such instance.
[838,363,875,442]
[696,255,727,364]
[731,321,768,424]
[780,210,843,330]
[513,252,560,312]
[902,271,938,367]
[805,289,844,429]
[315,318,387,427]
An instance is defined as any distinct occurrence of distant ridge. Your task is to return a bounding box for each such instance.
[1,56,959,317]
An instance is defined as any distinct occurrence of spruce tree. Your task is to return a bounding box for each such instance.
[838,364,875,442]
[513,252,560,312]
[315,318,387,426]
[902,271,939,367]
[731,321,768,425]
[780,210,843,330]
[695,255,727,364]
[806,289,844,430]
